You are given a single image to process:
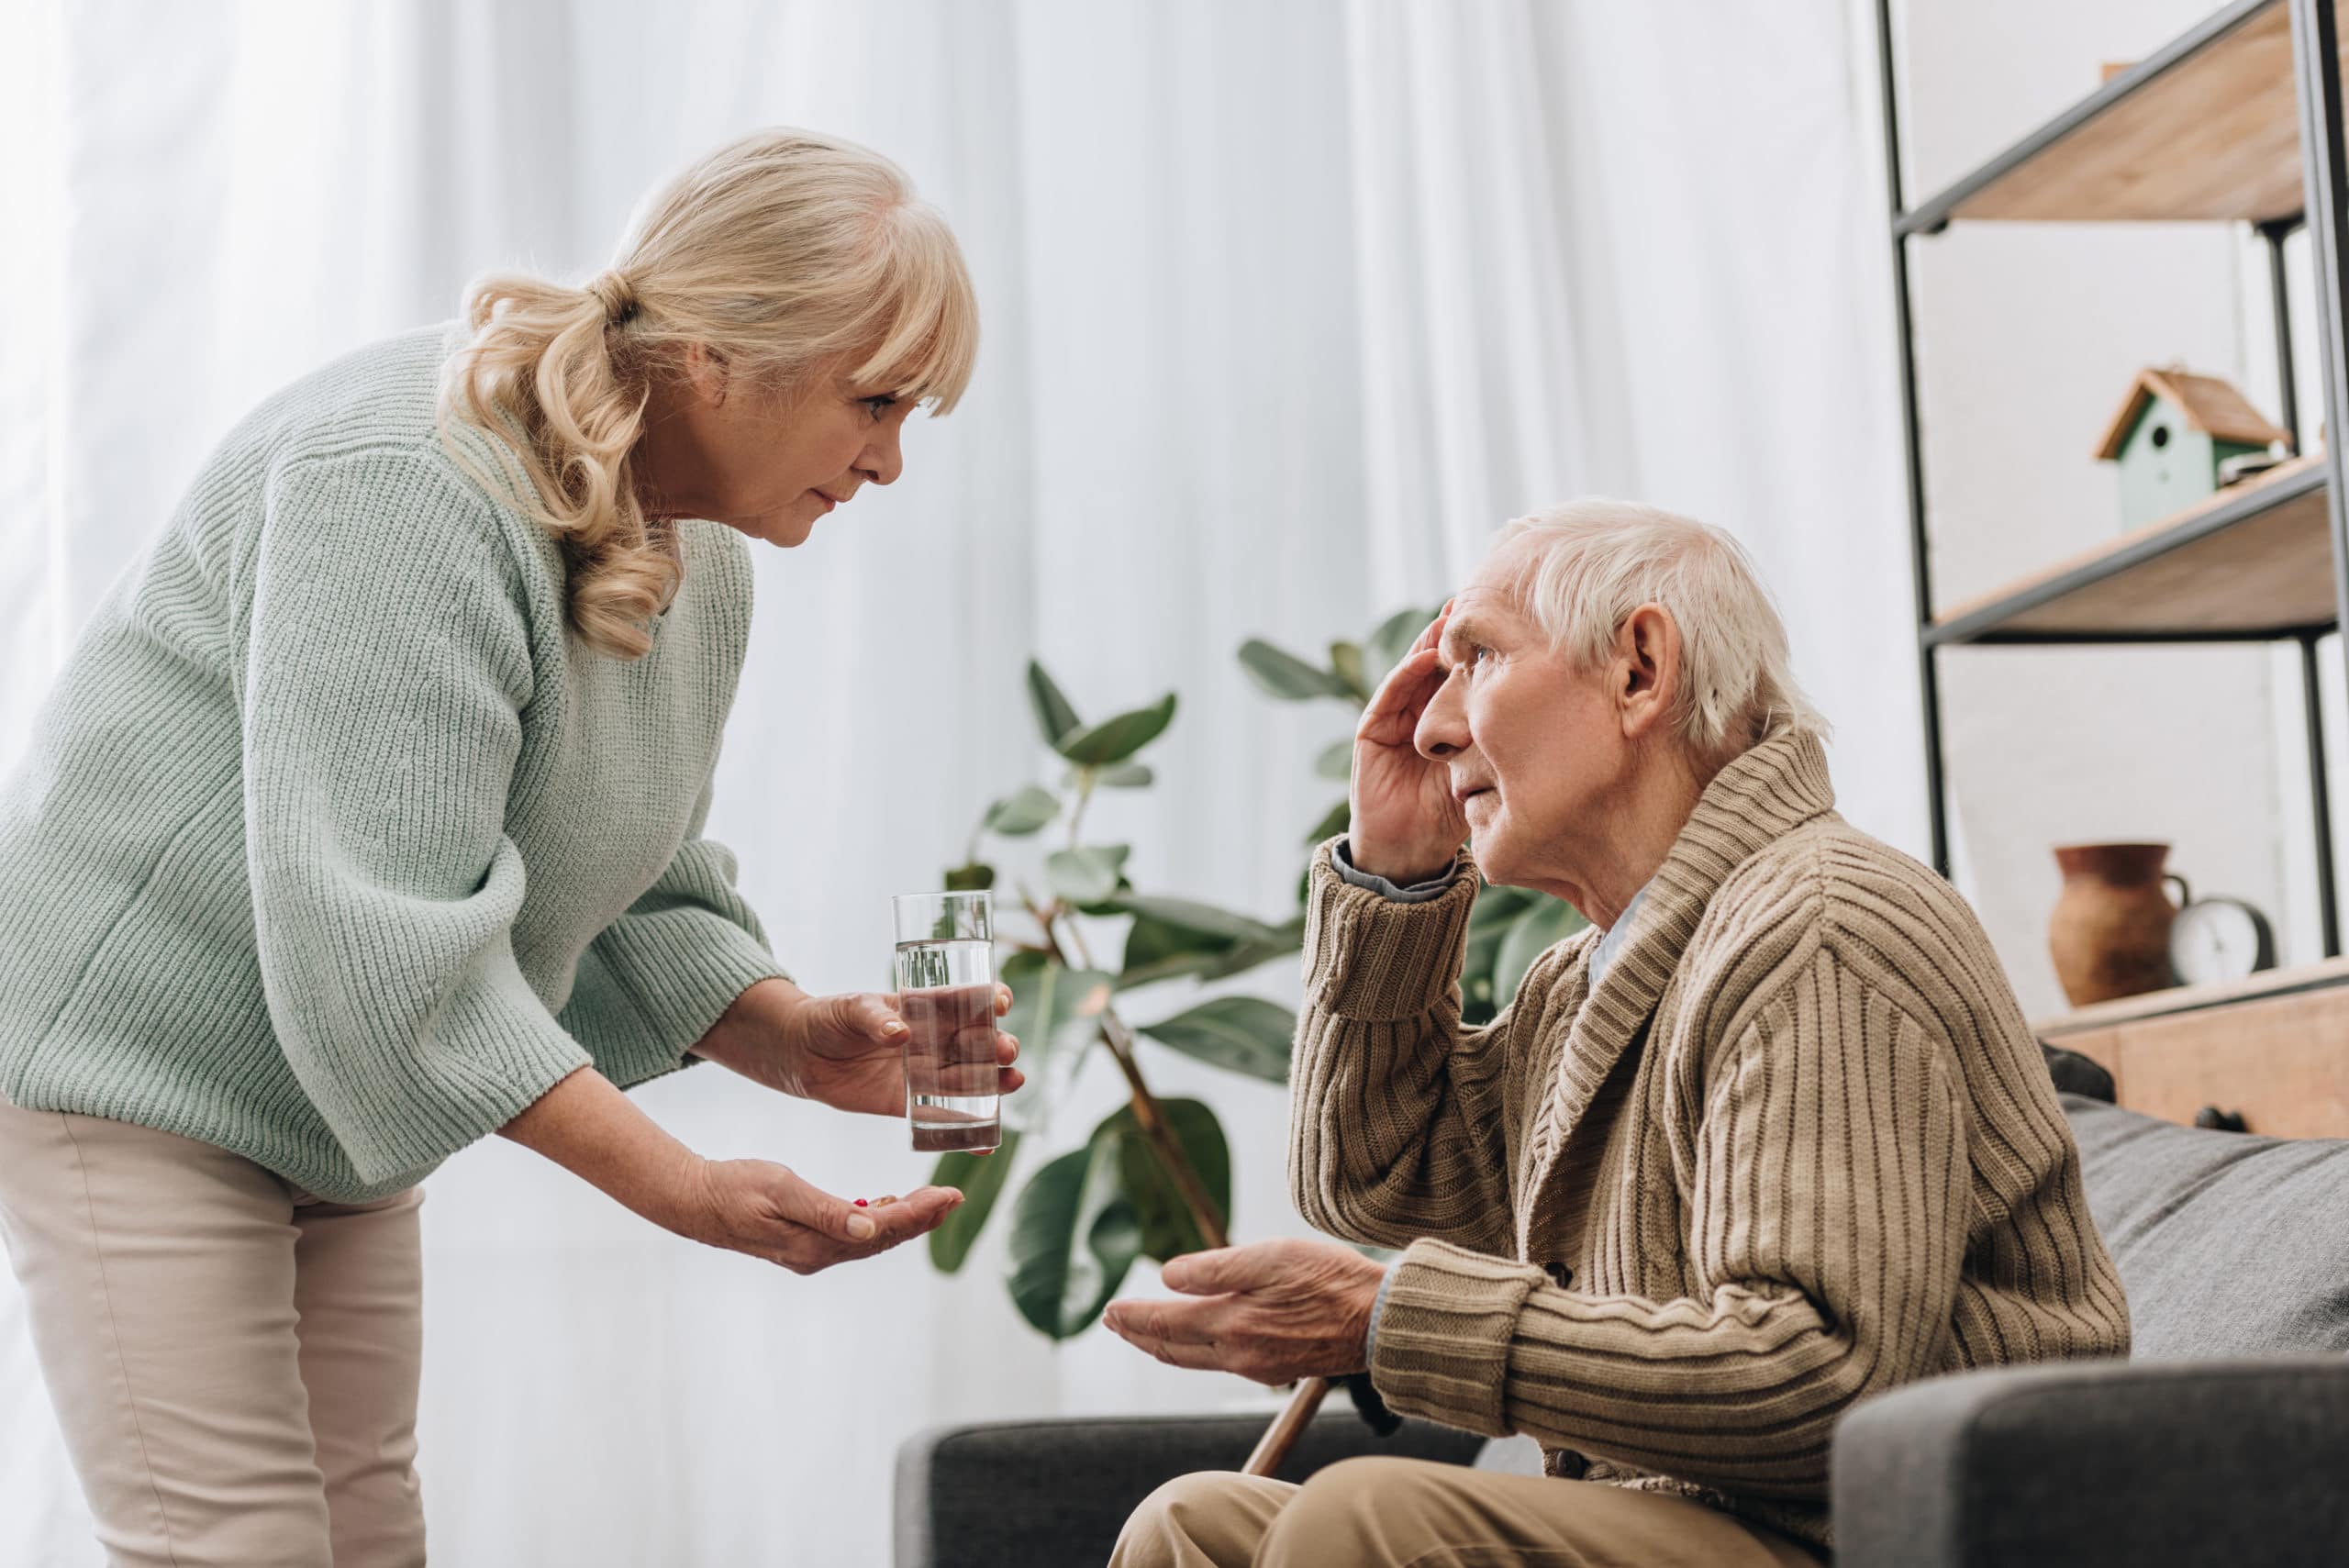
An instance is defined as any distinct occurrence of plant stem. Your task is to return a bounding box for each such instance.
[1019,889,1230,1251]
[1066,768,1098,848]
[1061,906,1098,971]
[1095,1006,1230,1250]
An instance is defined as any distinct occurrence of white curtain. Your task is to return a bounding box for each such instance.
[0,3,1916,1562]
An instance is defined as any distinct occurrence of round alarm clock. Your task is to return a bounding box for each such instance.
[2167,895,2276,985]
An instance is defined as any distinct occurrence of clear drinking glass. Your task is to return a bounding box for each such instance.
[891,890,1001,1153]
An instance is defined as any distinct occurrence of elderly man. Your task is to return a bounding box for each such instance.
[1104,500,2129,1566]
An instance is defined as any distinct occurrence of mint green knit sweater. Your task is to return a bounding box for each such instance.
[0,325,786,1202]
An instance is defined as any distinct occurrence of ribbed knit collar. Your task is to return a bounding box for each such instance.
[1515,729,1837,1250]
[1587,728,1836,1033]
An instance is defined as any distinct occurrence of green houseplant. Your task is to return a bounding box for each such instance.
[925,610,1585,1340]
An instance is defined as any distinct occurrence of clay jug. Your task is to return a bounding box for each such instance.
[2048,842,2188,1007]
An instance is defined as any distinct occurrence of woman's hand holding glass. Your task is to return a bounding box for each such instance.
[692,977,1023,1117]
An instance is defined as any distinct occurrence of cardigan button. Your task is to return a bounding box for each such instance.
[1545,1262,1574,1288]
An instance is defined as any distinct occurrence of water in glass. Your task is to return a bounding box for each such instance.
[894,936,1000,1152]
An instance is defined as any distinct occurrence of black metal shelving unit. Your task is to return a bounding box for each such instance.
[1876,0,2349,958]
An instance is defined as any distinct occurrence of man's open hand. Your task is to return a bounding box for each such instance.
[1102,1238,1387,1385]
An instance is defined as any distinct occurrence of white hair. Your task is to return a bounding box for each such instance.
[1492,499,1828,765]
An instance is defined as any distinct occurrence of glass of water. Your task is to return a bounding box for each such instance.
[891,890,1000,1153]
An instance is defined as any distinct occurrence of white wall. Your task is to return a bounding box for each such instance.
[1896,0,2343,1017]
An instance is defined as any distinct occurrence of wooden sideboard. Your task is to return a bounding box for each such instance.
[2034,957,2349,1139]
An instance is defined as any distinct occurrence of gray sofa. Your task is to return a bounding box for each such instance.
[898,1089,2349,1567]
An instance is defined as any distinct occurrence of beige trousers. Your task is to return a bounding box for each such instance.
[0,1098,427,1567]
[1110,1457,1826,1568]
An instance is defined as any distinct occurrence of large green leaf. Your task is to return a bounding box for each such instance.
[1314,740,1355,782]
[1002,1098,1232,1339]
[927,1129,1023,1273]
[1055,693,1178,766]
[1301,797,1350,847]
[1328,640,1369,704]
[1116,915,1223,989]
[1367,606,1439,684]
[1111,895,1285,986]
[1111,895,1288,946]
[1104,1097,1232,1262]
[999,951,1115,1134]
[1195,917,1305,980]
[942,862,996,892]
[1006,1139,1141,1340]
[1028,660,1083,747]
[1120,937,1297,990]
[1461,883,1538,1022]
[1135,996,1296,1084]
[1114,895,1303,989]
[1464,883,1538,965]
[984,784,1061,837]
[1238,639,1351,702]
[996,949,1054,1057]
[1064,762,1154,793]
[1492,896,1587,1012]
[1046,844,1130,906]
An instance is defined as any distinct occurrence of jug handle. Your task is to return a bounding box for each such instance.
[2165,873,2191,908]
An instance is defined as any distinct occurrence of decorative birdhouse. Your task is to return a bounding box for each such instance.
[2093,366,2290,529]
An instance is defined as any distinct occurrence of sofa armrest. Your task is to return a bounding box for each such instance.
[1832,1357,2349,1568]
[894,1408,1485,1568]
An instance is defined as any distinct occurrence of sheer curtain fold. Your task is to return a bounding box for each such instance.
[1346,0,1595,595]
[0,3,1913,1562]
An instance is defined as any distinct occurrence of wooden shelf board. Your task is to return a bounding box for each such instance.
[2034,952,2349,1037]
[1928,453,2336,643]
[1903,0,2345,228]
[2036,957,2349,1138]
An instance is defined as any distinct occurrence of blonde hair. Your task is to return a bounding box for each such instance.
[439,128,979,659]
[1494,499,1827,765]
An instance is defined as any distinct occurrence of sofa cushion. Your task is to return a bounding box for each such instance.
[2064,1093,2349,1359]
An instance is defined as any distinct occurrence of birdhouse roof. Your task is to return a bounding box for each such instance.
[2093,367,2291,460]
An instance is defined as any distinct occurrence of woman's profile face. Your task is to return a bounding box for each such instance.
[637,350,917,547]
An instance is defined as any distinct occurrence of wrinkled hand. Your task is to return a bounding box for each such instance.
[760,985,1024,1119]
[1351,602,1466,882]
[1101,1238,1387,1385]
[668,1158,963,1275]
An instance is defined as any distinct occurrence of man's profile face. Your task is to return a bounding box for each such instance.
[1416,550,1628,903]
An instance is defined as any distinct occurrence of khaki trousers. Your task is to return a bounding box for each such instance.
[1110,1458,1825,1568]
[0,1098,427,1567]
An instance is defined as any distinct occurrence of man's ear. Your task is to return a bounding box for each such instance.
[1615,604,1680,741]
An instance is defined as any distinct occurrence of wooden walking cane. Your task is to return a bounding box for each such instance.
[1242,1378,1335,1475]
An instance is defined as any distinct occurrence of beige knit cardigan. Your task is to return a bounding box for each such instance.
[1289,729,2130,1547]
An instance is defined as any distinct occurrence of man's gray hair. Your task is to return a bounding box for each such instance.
[1494,499,1828,763]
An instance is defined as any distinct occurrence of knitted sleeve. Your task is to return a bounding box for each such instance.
[1287,840,1542,1256]
[1367,935,1971,1498]
[557,768,787,1087]
[239,450,589,1184]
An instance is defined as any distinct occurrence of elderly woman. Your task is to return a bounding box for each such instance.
[0,129,1017,1568]
[1105,501,2129,1566]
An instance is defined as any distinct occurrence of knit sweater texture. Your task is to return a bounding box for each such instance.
[1289,729,2131,1549]
[0,325,786,1202]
